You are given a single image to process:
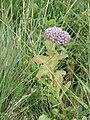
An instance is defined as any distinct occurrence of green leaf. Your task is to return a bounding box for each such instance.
[30,3,39,17]
[48,54,59,70]
[47,19,56,26]
[58,54,68,61]
[45,40,57,55]
[50,95,58,106]
[54,70,66,98]
[52,108,59,116]
[55,69,66,84]
[33,3,39,15]
[36,65,49,78]
[59,46,67,54]
[55,70,66,81]
[82,116,87,120]
[38,114,50,120]
[33,55,49,64]
[88,0,90,5]
[60,81,71,99]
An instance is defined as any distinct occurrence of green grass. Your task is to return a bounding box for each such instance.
[0,0,89,120]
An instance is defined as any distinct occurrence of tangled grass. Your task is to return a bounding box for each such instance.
[0,0,89,120]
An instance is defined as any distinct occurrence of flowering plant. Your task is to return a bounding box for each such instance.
[33,26,71,110]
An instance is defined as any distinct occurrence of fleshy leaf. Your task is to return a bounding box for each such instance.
[36,65,49,78]
[33,55,49,64]
[48,54,59,70]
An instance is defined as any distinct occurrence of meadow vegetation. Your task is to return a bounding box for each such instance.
[0,0,89,120]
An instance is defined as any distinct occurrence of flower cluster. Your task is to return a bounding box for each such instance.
[44,26,70,44]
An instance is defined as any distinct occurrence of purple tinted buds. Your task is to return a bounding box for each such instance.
[44,26,70,44]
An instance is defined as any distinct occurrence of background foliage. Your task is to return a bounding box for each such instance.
[0,0,89,120]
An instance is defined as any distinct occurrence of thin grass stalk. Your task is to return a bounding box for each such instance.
[88,2,90,80]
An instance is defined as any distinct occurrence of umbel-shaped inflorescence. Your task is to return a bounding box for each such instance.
[44,26,70,44]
